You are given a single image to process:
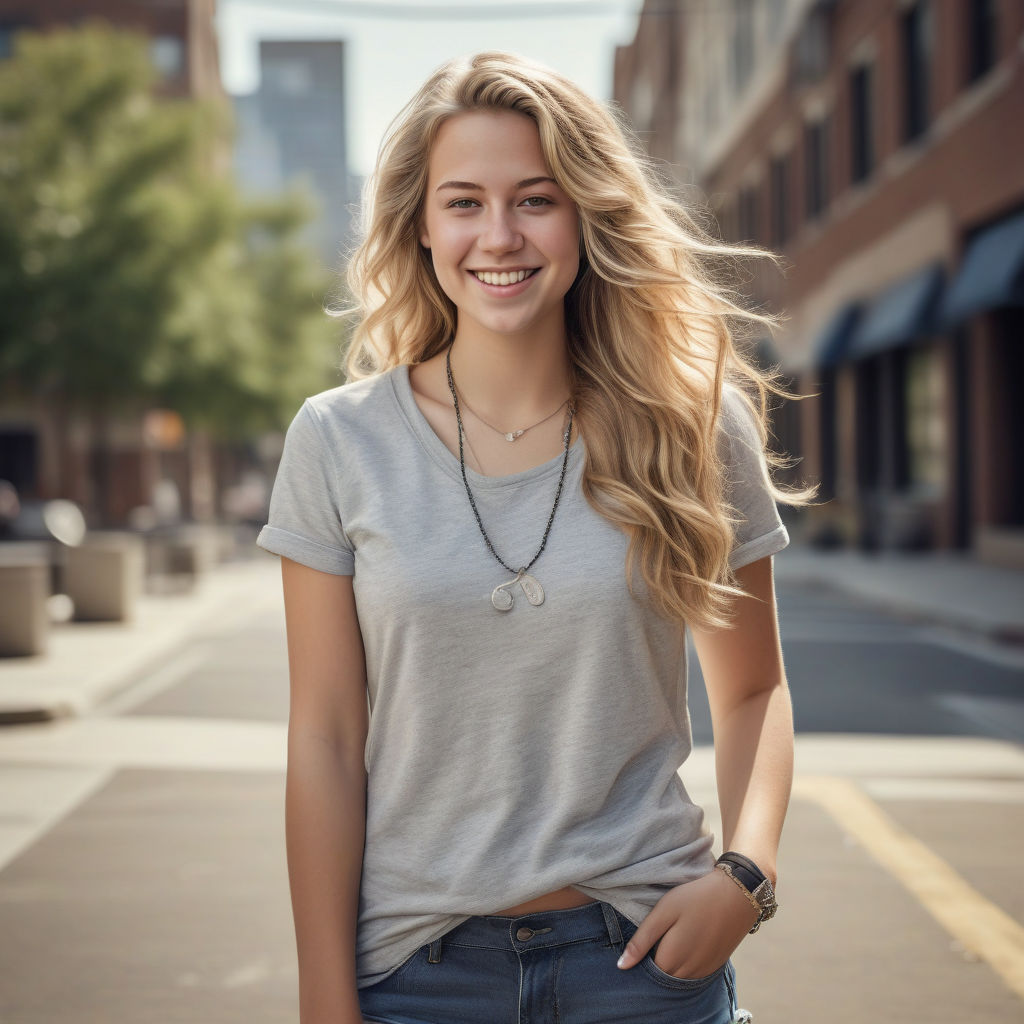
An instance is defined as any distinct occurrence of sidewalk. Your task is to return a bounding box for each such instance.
[774,542,1024,645]
[0,556,282,724]
[1,543,1021,724]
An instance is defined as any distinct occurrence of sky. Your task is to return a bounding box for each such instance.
[216,0,644,177]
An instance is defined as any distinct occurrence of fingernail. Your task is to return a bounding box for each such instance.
[617,953,627,968]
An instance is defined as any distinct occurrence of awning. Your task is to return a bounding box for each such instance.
[847,263,945,359]
[811,301,862,369]
[939,207,1024,328]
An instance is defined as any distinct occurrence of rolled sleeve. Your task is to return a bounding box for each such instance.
[718,385,790,571]
[256,400,355,575]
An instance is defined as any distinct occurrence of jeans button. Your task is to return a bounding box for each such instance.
[516,927,534,941]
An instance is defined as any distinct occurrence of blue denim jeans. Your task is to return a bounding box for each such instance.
[359,899,744,1024]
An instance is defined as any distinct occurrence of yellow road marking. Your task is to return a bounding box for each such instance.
[794,774,1024,1000]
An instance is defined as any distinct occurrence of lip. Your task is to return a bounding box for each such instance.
[469,267,538,274]
[467,267,541,296]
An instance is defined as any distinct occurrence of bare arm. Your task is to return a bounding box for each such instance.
[693,553,793,886]
[281,557,369,1024]
[617,555,793,977]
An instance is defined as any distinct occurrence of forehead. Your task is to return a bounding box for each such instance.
[427,109,552,184]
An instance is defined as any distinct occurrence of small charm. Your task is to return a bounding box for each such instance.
[492,568,524,610]
[491,581,515,611]
[504,429,525,442]
[518,572,544,606]
[491,568,544,611]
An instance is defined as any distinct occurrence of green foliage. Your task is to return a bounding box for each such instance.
[0,22,342,436]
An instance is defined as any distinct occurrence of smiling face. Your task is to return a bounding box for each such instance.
[419,109,580,344]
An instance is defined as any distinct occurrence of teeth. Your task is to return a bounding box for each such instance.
[474,269,532,286]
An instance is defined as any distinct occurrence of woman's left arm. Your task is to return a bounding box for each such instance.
[695,553,793,886]
[617,554,793,978]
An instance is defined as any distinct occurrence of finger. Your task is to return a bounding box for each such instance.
[616,915,667,970]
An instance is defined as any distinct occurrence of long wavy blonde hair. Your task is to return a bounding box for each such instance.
[343,52,816,630]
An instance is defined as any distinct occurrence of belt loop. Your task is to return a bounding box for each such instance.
[599,901,623,948]
[427,936,443,964]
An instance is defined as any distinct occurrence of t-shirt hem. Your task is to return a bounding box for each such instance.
[728,523,790,571]
[356,914,471,989]
[256,524,355,575]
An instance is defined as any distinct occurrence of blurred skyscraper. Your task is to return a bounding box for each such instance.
[233,40,355,268]
[615,0,1024,571]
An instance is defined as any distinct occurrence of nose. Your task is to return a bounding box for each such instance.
[480,208,523,253]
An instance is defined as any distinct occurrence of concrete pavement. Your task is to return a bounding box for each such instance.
[774,543,1024,645]
[0,555,282,724]
[0,541,1021,723]
[0,547,1022,1021]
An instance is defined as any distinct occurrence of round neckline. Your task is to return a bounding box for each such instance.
[390,362,583,490]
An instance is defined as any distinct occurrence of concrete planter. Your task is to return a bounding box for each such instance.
[145,523,221,584]
[65,532,144,623]
[0,543,50,656]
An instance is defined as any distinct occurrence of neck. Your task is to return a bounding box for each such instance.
[447,323,572,422]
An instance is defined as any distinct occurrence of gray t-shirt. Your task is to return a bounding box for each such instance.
[256,363,789,988]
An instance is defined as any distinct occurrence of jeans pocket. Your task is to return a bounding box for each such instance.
[610,909,729,993]
[639,949,729,991]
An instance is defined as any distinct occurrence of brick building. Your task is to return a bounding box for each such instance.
[0,0,222,99]
[614,0,1024,569]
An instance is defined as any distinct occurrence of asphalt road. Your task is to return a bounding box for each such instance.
[0,572,1021,1024]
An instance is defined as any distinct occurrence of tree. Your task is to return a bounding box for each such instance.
[0,23,341,439]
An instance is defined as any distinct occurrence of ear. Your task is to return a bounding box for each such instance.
[419,218,431,250]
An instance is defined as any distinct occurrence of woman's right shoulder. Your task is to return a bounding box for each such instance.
[295,367,402,440]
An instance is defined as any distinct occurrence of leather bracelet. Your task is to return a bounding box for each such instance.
[716,851,766,892]
[715,862,762,917]
[715,851,778,933]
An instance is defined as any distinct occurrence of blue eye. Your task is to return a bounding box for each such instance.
[447,198,477,209]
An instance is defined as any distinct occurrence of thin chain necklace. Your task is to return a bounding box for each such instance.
[458,391,569,442]
[445,343,575,612]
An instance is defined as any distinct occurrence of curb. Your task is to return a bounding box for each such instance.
[0,559,281,725]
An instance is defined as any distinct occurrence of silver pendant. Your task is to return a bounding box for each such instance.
[491,569,545,611]
[504,429,525,442]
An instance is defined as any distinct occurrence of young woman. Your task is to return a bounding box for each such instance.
[257,51,813,1024]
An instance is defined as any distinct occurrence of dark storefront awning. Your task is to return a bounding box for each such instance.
[811,302,863,369]
[847,263,945,359]
[939,207,1024,329]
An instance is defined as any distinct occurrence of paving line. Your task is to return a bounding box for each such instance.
[794,774,1024,1001]
[94,646,207,716]
[0,764,115,873]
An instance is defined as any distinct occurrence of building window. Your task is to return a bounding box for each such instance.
[731,0,755,93]
[738,182,760,242]
[901,1,932,144]
[149,35,184,79]
[264,58,314,97]
[769,152,791,249]
[717,198,738,243]
[967,0,998,84]
[850,60,875,184]
[804,115,830,221]
[904,346,946,495]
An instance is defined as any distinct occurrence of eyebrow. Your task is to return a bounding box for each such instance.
[434,176,558,193]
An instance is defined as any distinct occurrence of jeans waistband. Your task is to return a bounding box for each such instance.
[430,900,624,959]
